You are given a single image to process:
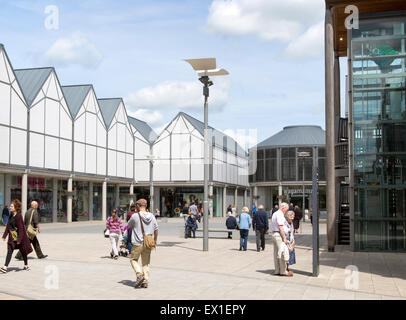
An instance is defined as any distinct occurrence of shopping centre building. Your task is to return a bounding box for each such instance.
[324,0,406,251]
[249,125,326,214]
[0,44,249,222]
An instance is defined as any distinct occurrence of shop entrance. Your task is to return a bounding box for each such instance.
[159,187,203,217]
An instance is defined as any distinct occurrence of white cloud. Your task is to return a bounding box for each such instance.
[44,32,102,69]
[285,21,324,58]
[153,122,170,136]
[207,0,324,59]
[124,78,230,112]
[126,108,164,125]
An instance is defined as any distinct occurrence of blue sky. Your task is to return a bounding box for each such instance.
[0,0,345,147]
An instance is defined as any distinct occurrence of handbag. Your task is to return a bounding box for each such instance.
[11,230,18,241]
[104,228,110,238]
[26,209,38,240]
[138,212,156,250]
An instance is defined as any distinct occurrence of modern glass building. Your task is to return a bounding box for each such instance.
[324,0,406,251]
[249,126,326,213]
[0,44,250,222]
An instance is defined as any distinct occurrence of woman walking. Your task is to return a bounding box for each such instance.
[238,207,252,251]
[106,208,124,260]
[1,199,33,273]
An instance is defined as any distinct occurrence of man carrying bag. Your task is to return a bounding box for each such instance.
[127,199,158,289]
[16,201,47,260]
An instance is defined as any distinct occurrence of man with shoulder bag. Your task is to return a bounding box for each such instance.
[16,201,47,260]
[127,198,158,289]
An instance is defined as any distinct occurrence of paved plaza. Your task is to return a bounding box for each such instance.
[0,218,405,300]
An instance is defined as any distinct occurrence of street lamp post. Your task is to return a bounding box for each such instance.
[146,149,156,215]
[184,58,229,251]
[298,151,311,222]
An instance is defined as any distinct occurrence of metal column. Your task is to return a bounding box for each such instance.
[89,182,93,221]
[325,6,336,252]
[67,176,73,223]
[102,180,107,221]
[52,178,58,223]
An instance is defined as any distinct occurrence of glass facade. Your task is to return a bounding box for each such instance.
[57,180,67,223]
[352,14,406,251]
[250,146,325,183]
[93,183,102,220]
[72,181,89,222]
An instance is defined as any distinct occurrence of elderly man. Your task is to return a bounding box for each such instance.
[271,202,292,276]
[16,201,47,260]
[252,204,269,252]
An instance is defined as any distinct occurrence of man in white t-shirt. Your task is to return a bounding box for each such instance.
[271,202,292,276]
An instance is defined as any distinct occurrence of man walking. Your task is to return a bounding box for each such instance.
[271,202,292,276]
[127,199,158,289]
[1,205,9,226]
[252,204,269,252]
[16,201,47,260]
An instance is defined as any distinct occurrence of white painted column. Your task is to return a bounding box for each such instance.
[278,184,283,206]
[223,186,227,217]
[67,176,73,223]
[21,172,28,215]
[234,187,238,211]
[102,180,107,221]
[209,184,213,217]
[52,178,58,223]
[244,188,247,207]
[129,183,134,205]
[254,186,258,207]
[89,182,93,221]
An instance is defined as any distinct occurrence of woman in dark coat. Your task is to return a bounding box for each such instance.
[293,206,303,233]
[1,199,33,273]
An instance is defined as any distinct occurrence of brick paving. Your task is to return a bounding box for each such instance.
[0,217,405,300]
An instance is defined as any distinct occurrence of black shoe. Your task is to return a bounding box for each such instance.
[113,255,118,260]
[239,246,242,251]
[243,248,247,251]
[38,255,48,259]
[141,282,148,288]
[23,266,30,271]
[257,249,260,252]
[261,247,265,251]
[0,267,7,274]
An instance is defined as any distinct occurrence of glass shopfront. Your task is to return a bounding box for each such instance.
[57,180,67,223]
[93,183,102,220]
[10,176,53,223]
[72,181,89,222]
[159,187,203,217]
[213,187,223,217]
[119,186,131,211]
[352,14,406,251]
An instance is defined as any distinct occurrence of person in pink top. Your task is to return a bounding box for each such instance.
[106,209,124,260]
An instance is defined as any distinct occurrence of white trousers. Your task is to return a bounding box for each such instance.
[109,233,120,256]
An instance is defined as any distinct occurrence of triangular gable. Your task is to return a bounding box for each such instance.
[128,116,157,144]
[14,67,53,106]
[98,98,122,128]
[61,85,92,119]
[0,45,26,107]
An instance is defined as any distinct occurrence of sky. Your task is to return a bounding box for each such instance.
[0,0,347,149]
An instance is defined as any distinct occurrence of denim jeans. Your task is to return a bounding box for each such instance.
[1,215,8,225]
[240,229,249,250]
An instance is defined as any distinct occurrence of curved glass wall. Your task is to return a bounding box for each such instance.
[352,14,406,251]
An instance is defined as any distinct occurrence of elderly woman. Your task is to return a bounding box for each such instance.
[284,210,296,271]
[1,199,33,273]
[238,207,252,251]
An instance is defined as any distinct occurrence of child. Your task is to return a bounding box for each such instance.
[185,213,198,238]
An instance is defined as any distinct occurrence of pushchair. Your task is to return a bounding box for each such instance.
[119,239,129,257]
